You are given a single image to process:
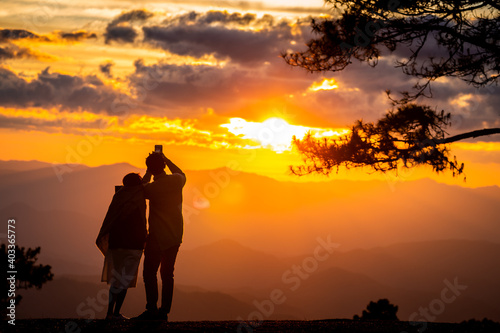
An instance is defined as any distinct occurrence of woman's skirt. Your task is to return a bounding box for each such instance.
[101,248,143,289]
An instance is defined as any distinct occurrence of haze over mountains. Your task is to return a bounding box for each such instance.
[0,160,499,322]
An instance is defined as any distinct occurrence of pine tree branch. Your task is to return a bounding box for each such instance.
[437,128,500,144]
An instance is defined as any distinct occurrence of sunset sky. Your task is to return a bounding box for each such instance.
[1,0,499,187]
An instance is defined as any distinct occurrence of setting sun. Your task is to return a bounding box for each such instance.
[220,117,348,152]
[308,78,339,92]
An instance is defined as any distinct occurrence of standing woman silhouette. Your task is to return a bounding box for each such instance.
[96,173,147,320]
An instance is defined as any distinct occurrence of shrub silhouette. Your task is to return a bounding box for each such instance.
[460,318,500,332]
[2,244,54,312]
[354,298,399,320]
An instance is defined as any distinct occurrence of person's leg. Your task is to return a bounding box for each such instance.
[107,286,116,317]
[143,238,162,311]
[113,289,128,315]
[159,244,180,315]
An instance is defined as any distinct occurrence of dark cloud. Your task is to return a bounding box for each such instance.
[99,61,114,78]
[0,67,128,114]
[104,25,138,44]
[0,44,40,61]
[104,9,154,44]
[164,10,274,27]
[1,28,96,43]
[0,30,52,63]
[110,9,155,26]
[0,28,95,64]
[127,58,308,117]
[142,11,303,65]
[130,59,228,113]
[284,54,500,131]
[143,25,281,63]
[0,112,106,133]
[436,83,500,132]
[59,30,97,41]
[194,10,259,25]
[0,28,50,42]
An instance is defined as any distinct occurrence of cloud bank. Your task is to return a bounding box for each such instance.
[0,67,127,113]
[0,8,498,142]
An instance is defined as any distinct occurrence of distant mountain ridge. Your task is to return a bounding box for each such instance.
[1,160,499,322]
[15,238,500,322]
[1,159,499,253]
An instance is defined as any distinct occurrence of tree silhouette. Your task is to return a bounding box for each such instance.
[1,244,54,311]
[284,0,500,177]
[290,104,499,178]
[354,298,399,320]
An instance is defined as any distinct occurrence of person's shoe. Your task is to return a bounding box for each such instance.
[105,313,114,320]
[132,309,159,320]
[112,313,129,320]
[158,309,169,321]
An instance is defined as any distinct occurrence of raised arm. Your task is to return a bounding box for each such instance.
[162,154,184,176]
[142,169,152,184]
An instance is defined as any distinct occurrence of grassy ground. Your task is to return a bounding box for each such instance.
[3,319,500,333]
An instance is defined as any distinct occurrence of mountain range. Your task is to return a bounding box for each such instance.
[0,160,499,322]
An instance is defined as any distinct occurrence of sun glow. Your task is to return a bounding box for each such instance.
[308,78,339,92]
[220,117,348,152]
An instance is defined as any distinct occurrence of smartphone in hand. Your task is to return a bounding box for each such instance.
[154,145,163,153]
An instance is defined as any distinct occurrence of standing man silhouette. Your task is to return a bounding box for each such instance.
[135,152,186,321]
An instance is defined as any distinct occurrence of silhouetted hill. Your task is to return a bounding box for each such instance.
[173,239,500,321]
[0,161,140,220]
[0,160,68,173]
[176,239,288,290]
[0,203,100,274]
